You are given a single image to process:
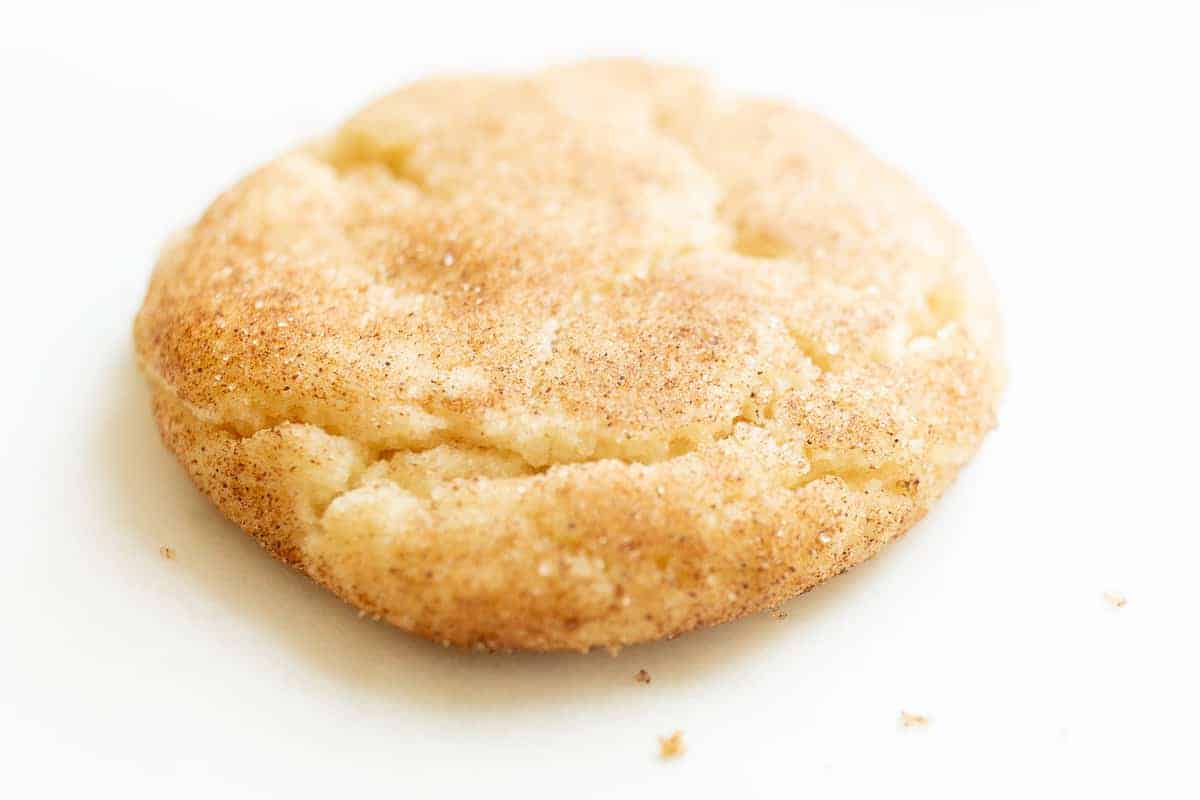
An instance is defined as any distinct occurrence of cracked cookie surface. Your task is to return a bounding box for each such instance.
[134,59,1003,651]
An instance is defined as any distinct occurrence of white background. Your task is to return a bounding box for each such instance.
[2,2,1197,797]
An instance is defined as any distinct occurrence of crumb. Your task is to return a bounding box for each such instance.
[1103,591,1127,608]
[634,669,652,684]
[159,545,175,560]
[899,711,929,728]
[658,731,685,759]
[770,608,789,620]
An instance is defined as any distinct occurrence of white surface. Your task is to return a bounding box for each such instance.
[3,2,1197,797]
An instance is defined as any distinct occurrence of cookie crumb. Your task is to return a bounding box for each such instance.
[159,546,175,560]
[770,608,789,620]
[634,669,652,684]
[899,711,929,728]
[658,731,685,759]
[1103,591,1127,608]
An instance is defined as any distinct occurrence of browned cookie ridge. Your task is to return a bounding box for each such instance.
[135,60,1003,651]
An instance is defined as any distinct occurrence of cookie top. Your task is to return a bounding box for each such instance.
[135,60,1003,651]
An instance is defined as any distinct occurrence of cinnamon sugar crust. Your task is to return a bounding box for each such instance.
[134,60,1003,651]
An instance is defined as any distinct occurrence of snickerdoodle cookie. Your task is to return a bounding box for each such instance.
[135,60,1003,651]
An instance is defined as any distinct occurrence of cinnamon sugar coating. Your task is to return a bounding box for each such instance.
[135,60,1003,651]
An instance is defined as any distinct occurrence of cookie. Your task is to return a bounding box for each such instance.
[134,60,1003,651]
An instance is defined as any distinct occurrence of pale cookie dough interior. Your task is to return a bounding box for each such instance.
[135,60,1003,651]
